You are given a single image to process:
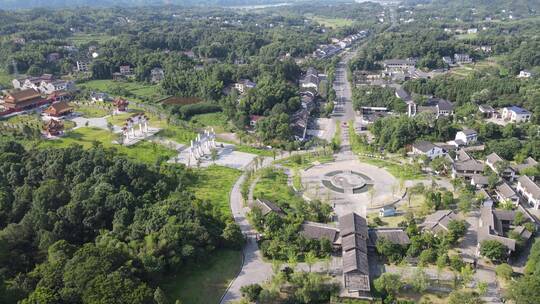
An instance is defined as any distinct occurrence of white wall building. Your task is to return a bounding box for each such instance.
[516,176,540,209]
[501,106,532,123]
[455,129,478,146]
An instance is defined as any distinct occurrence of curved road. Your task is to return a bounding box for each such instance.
[219,160,273,303]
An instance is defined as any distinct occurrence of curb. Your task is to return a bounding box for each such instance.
[218,245,247,304]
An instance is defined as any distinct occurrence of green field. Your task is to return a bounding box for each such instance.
[74,104,111,118]
[308,15,354,28]
[80,80,164,101]
[190,112,230,133]
[189,165,242,216]
[159,249,242,304]
[38,127,176,164]
[254,168,303,210]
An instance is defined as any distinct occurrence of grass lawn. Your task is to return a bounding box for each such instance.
[190,112,229,133]
[74,104,111,118]
[254,168,303,211]
[79,80,164,101]
[233,144,274,157]
[189,165,242,216]
[159,249,242,304]
[308,15,354,28]
[359,156,424,180]
[277,151,334,170]
[38,127,176,164]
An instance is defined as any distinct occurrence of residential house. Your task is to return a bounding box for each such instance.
[516,176,540,209]
[478,206,533,257]
[250,198,285,216]
[495,182,519,205]
[409,97,454,118]
[411,141,445,159]
[512,157,538,174]
[44,101,73,117]
[452,159,484,179]
[90,92,111,102]
[249,115,264,129]
[300,67,320,91]
[442,56,453,65]
[382,59,416,70]
[501,106,532,123]
[478,105,495,118]
[150,68,165,83]
[394,87,412,102]
[486,152,516,180]
[517,70,532,79]
[2,89,44,110]
[455,129,478,146]
[419,210,459,235]
[119,65,133,75]
[471,175,490,189]
[39,80,74,95]
[234,79,256,94]
[454,53,473,64]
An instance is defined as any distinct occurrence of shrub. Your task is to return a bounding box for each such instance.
[495,263,513,280]
[240,284,262,302]
[480,240,508,262]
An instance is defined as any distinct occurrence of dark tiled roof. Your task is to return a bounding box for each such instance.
[300,222,340,243]
[339,213,368,238]
[420,210,458,233]
[252,198,284,216]
[412,141,437,153]
[495,182,517,199]
[367,229,410,246]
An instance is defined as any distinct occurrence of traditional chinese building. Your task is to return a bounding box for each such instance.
[44,101,73,117]
[113,98,129,112]
[43,119,64,137]
[2,89,44,110]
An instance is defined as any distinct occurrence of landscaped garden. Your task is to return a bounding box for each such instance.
[80,79,165,101]
[189,165,242,216]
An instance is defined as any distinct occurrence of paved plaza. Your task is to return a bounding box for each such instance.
[171,142,257,170]
[301,159,402,217]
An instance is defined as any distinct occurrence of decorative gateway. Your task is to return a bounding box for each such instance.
[122,113,149,141]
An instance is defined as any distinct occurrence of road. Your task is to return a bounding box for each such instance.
[331,53,356,123]
[219,161,273,304]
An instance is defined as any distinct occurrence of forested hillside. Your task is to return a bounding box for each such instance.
[0,0,304,10]
[0,142,243,303]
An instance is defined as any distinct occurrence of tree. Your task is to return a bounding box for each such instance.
[304,252,316,273]
[410,268,430,292]
[222,221,245,249]
[210,148,218,164]
[154,287,169,304]
[460,264,474,286]
[480,240,508,262]
[240,284,262,302]
[448,290,482,304]
[374,273,403,298]
[495,263,513,280]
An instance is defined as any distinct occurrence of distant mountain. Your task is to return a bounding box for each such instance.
[0,0,306,10]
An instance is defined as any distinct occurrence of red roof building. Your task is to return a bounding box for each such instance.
[2,89,44,110]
